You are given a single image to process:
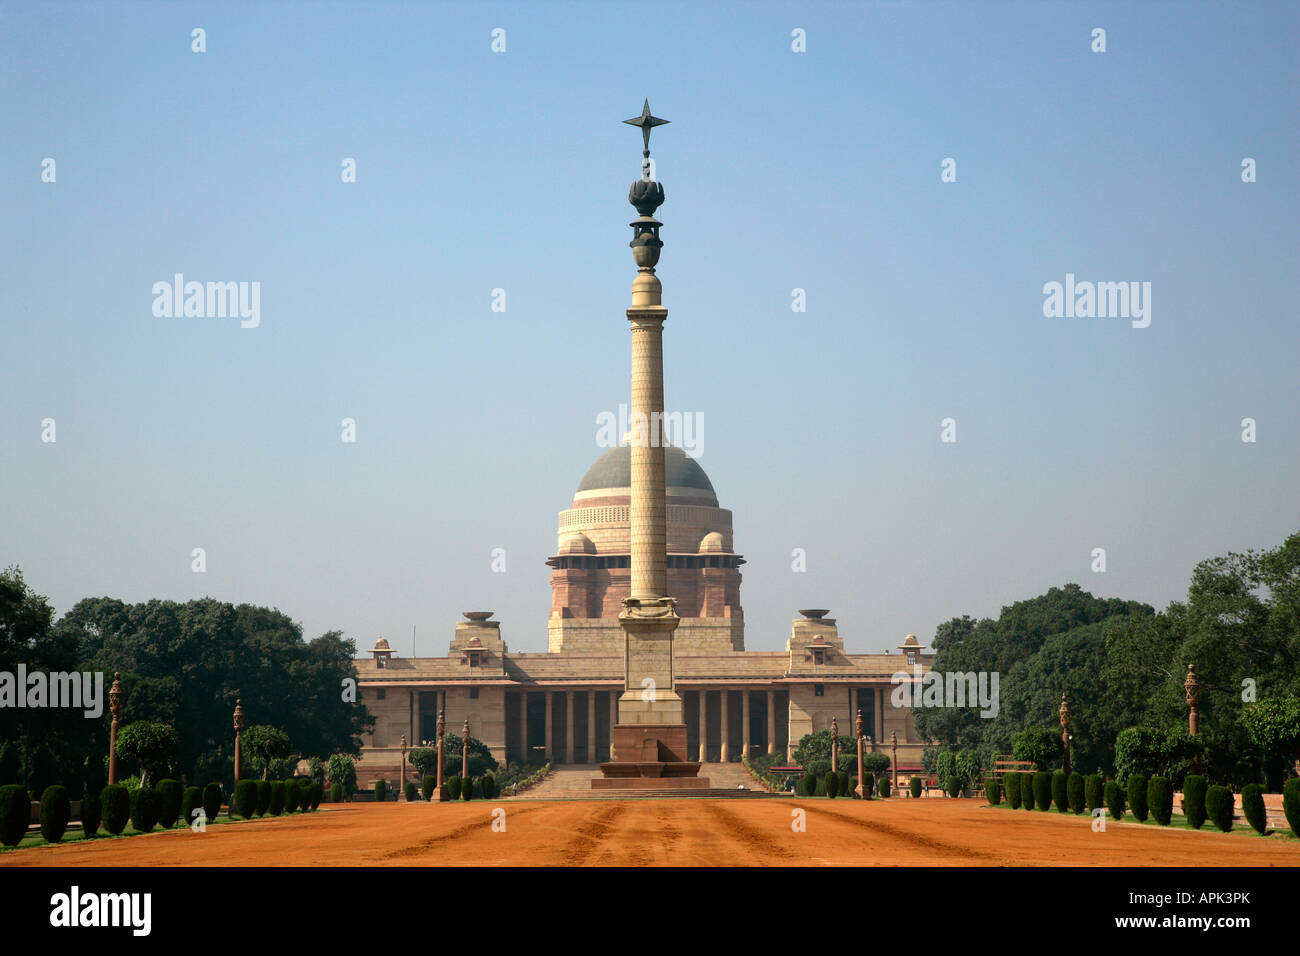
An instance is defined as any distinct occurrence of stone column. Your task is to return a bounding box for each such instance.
[698,690,708,763]
[587,691,597,764]
[108,672,123,785]
[232,698,245,783]
[461,719,470,780]
[875,683,885,745]
[608,691,617,760]
[544,691,553,762]
[766,690,776,755]
[519,692,529,765]
[434,709,448,801]
[719,690,730,762]
[565,691,575,764]
[741,690,751,762]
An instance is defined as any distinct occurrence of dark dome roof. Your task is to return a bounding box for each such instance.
[577,445,716,501]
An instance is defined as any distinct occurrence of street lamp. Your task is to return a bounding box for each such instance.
[1059,693,1072,778]
[233,699,245,783]
[108,672,124,785]
[854,709,865,798]
[399,734,408,800]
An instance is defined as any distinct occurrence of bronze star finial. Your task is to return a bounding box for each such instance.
[624,99,669,154]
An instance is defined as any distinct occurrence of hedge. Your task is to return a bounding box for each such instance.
[944,775,961,798]
[404,781,417,802]
[180,786,202,828]
[156,779,182,828]
[0,785,28,847]
[329,782,343,803]
[1052,771,1069,812]
[1067,773,1085,814]
[80,790,102,838]
[1005,772,1021,809]
[1206,786,1234,833]
[1148,776,1173,826]
[311,782,324,809]
[268,781,285,815]
[373,780,387,803]
[1127,774,1149,822]
[463,777,475,801]
[130,787,161,833]
[1084,774,1103,814]
[878,776,891,798]
[985,777,1001,805]
[102,784,131,835]
[910,776,922,799]
[1021,773,1036,811]
[1284,778,1300,838]
[234,780,258,819]
[826,773,840,799]
[422,775,437,801]
[254,780,271,815]
[1242,784,1266,835]
[447,777,462,800]
[1104,780,1125,822]
[1032,772,1052,811]
[39,785,71,843]
[1182,775,1207,829]
[202,782,222,822]
[799,773,816,797]
[862,774,874,799]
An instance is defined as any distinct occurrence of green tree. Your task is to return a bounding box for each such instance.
[1011,727,1063,771]
[1242,697,1300,771]
[241,725,292,780]
[327,754,357,798]
[114,721,178,788]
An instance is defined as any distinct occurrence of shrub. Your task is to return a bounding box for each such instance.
[404,781,418,802]
[422,775,437,801]
[878,775,891,798]
[373,779,387,803]
[1032,772,1052,810]
[312,782,324,809]
[101,784,130,835]
[1284,778,1300,838]
[1148,776,1173,825]
[1104,780,1126,822]
[1206,786,1234,832]
[156,779,182,828]
[80,790,102,838]
[1127,774,1149,822]
[330,782,343,803]
[202,783,222,823]
[1182,775,1207,829]
[462,777,473,801]
[1067,773,1084,813]
[862,774,874,798]
[826,773,840,799]
[39,785,71,843]
[268,781,285,815]
[130,787,161,833]
[800,773,816,797]
[256,780,272,815]
[1242,784,1266,835]
[234,780,258,818]
[447,776,462,800]
[1005,773,1021,809]
[0,785,30,848]
[284,780,300,813]
[181,786,202,827]
[944,775,960,798]
[985,777,1001,805]
[1021,773,1036,811]
[1084,774,1103,814]
[910,776,922,799]
[1052,771,1068,812]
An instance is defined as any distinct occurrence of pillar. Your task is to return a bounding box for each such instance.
[608,691,617,759]
[875,683,885,746]
[565,691,575,764]
[766,690,776,755]
[698,690,707,763]
[587,691,597,764]
[519,692,529,764]
[741,690,751,761]
[719,690,730,762]
[544,690,553,761]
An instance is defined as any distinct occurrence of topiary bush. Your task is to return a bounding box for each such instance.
[1182,775,1207,829]
[0,785,29,847]
[1005,773,1021,809]
[373,779,387,803]
[80,790,102,838]
[1021,773,1036,811]
[234,780,258,818]
[447,776,462,800]
[156,779,182,828]
[202,782,222,823]
[1206,786,1234,832]
[180,786,202,827]
[404,781,418,802]
[800,773,816,797]
[1242,784,1266,835]
[1127,774,1149,822]
[268,781,284,815]
[130,786,161,833]
[1104,780,1126,822]
[1068,773,1085,814]
[1032,772,1052,810]
[462,777,474,801]
[329,782,343,803]
[39,785,71,843]
[101,784,130,835]
[944,775,961,798]
[423,775,437,801]
[284,780,301,813]
[256,780,271,815]
[878,775,891,798]
[985,777,1002,805]
[1148,776,1173,825]
[1284,778,1300,839]
[313,782,324,809]
[862,773,875,798]
[1084,774,1103,814]
[1052,771,1068,812]
[826,773,840,799]
[910,776,922,799]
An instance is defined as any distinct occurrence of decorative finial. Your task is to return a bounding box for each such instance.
[623,98,669,155]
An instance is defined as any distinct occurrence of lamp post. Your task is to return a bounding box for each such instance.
[891,730,898,793]
[853,710,865,798]
[1059,693,1072,779]
[232,699,245,783]
[830,716,839,774]
[1185,663,1202,773]
[108,672,124,785]
[461,719,470,780]
[399,733,408,800]
[434,710,448,802]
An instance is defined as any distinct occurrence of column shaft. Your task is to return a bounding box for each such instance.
[544,690,553,761]
[565,691,575,764]
[587,691,597,764]
[698,690,707,763]
[766,690,776,755]
[741,690,751,761]
[719,690,730,762]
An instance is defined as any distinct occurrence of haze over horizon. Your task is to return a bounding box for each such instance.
[2,1,1296,657]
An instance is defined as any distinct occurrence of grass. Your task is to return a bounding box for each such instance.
[983,801,1298,840]
[0,807,323,853]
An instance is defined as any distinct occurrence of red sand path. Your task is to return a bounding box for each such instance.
[2,799,1296,867]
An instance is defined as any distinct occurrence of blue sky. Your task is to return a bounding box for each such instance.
[2,1,1296,657]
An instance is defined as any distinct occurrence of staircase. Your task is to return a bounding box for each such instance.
[509,763,778,800]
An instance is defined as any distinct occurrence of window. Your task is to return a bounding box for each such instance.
[814,684,824,697]
[376,688,386,700]
[907,651,917,665]
[470,687,480,699]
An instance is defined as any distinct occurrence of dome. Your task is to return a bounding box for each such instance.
[699,531,725,553]
[576,445,717,504]
[558,532,596,554]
